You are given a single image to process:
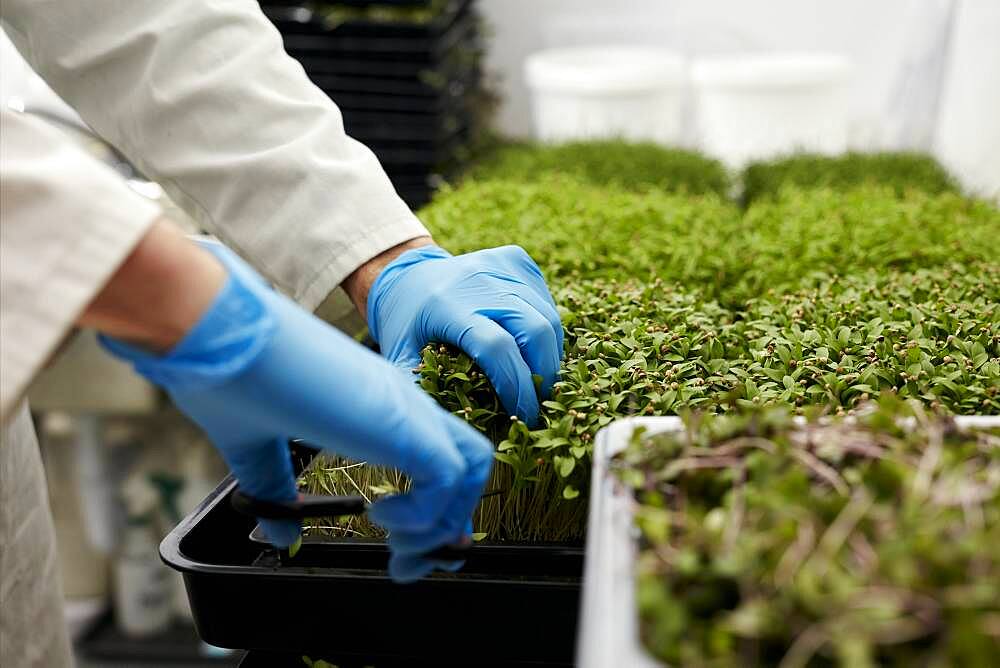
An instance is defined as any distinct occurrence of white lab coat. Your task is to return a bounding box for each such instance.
[1,2,430,664]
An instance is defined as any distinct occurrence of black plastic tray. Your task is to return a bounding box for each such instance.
[272,0,433,6]
[342,107,468,137]
[396,185,434,208]
[265,0,472,38]
[286,19,481,77]
[265,1,474,58]
[356,129,468,153]
[161,446,583,666]
[325,84,473,113]
[264,1,432,6]
[348,115,468,143]
[289,51,452,77]
[385,163,460,187]
[279,12,480,66]
[373,144,467,170]
[385,167,454,195]
[366,120,469,153]
[306,60,478,97]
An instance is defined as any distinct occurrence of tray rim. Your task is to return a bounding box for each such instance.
[264,0,475,40]
[576,414,1000,668]
[160,474,584,586]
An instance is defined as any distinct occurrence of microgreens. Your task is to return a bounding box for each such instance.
[303,146,999,545]
[741,151,959,205]
[616,400,1000,666]
[468,140,732,196]
[420,178,998,308]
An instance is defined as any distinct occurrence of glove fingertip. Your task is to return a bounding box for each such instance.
[516,393,542,429]
[259,518,301,549]
[539,369,558,401]
[489,372,538,428]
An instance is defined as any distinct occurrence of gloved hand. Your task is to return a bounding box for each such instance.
[101,241,493,582]
[367,245,563,427]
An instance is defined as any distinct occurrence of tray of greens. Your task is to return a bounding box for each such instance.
[161,439,582,665]
[579,404,1000,667]
[740,152,960,206]
[301,142,997,547]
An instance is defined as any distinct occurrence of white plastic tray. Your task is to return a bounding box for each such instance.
[576,415,1000,668]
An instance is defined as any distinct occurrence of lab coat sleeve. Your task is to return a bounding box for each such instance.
[0,109,159,424]
[1,0,431,311]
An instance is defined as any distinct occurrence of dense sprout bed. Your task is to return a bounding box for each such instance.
[302,150,999,543]
[741,152,959,206]
[616,402,1000,666]
[420,179,997,308]
[393,267,998,540]
[468,140,732,197]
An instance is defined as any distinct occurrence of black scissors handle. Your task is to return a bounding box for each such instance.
[231,488,473,562]
[231,490,367,519]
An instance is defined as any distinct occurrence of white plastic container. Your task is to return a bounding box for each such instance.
[577,415,1000,667]
[114,473,172,637]
[114,520,172,637]
[524,46,686,145]
[691,53,853,168]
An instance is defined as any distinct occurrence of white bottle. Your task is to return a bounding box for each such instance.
[114,476,172,637]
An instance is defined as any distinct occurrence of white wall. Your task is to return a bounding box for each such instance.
[934,1,1000,198]
[4,2,996,196]
[480,0,999,197]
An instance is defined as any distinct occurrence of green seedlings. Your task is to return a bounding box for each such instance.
[468,140,731,196]
[302,148,999,544]
[305,266,998,541]
[741,151,959,205]
[733,188,1000,308]
[422,175,741,296]
[737,265,1000,415]
[288,535,303,559]
[421,179,999,308]
[298,455,403,539]
[417,267,998,518]
[301,657,337,668]
[615,400,1000,666]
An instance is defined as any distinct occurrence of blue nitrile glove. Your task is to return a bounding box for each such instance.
[100,242,493,583]
[367,245,563,427]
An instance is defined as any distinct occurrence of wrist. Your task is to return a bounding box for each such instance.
[365,244,452,346]
[99,241,277,391]
[342,236,435,319]
[80,219,226,353]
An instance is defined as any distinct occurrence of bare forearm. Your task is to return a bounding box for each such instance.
[78,219,226,352]
[83,223,429,352]
[342,236,434,317]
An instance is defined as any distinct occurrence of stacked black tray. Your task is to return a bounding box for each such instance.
[262,0,483,207]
